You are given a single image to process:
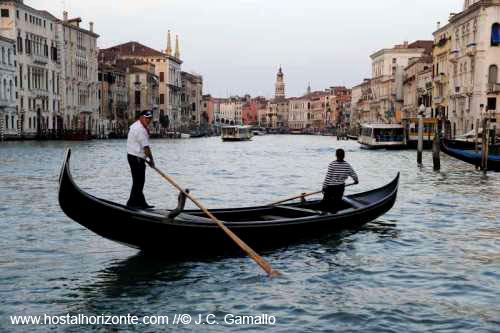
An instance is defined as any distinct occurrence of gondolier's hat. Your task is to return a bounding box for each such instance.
[140,110,153,118]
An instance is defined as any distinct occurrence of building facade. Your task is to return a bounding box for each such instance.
[444,0,500,137]
[180,71,203,130]
[370,41,432,124]
[0,36,17,140]
[97,63,128,138]
[99,37,182,132]
[58,11,99,136]
[0,0,61,138]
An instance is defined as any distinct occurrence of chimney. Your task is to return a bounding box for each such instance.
[437,21,441,30]
[132,43,135,53]
[63,11,68,21]
[89,22,94,33]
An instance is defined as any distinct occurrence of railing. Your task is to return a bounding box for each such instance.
[488,83,500,93]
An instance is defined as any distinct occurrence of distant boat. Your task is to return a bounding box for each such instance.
[441,139,500,171]
[358,124,406,149]
[221,125,253,141]
[251,127,267,136]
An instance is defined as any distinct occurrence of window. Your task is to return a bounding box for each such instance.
[1,9,9,17]
[135,90,140,105]
[489,65,498,84]
[487,97,497,111]
[160,94,164,104]
[5,115,8,129]
[160,72,164,82]
[16,10,19,19]
[24,13,26,21]
[492,23,500,46]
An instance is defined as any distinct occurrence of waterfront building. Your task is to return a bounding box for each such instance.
[288,96,310,131]
[308,91,328,131]
[432,22,452,130]
[350,79,372,128]
[58,11,99,136]
[201,94,214,125]
[402,56,433,122]
[0,36,17,140]
[219,96,248,125]
[370,41,432,124]
[326,86,351,128]
[97,63,128,138]
[0,0,62,139]
[99,35,182,131]
[443,0,500,137]
[126,61,160,133]
[180,71,203,131]
[242,97,265,125]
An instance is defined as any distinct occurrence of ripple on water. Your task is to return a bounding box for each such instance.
[0,137,499,333]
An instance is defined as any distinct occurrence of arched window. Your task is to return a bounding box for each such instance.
[488,65,498,84]
[492,23,500,46]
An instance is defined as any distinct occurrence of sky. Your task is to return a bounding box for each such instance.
[31,0,463,98]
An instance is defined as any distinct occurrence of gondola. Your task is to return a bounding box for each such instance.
[441,139,500,172]
[58,149,399,254]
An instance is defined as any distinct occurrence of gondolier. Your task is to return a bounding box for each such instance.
[126,110,155,209]
[322,149,359,212]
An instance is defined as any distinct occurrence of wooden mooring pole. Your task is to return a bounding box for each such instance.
[432,121,440,171]
[480,116,489,174]
[417,114,423,166]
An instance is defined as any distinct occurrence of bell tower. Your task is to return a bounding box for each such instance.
[275,66,285,99]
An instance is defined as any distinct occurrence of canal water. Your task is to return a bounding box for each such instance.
[1,135,499,332]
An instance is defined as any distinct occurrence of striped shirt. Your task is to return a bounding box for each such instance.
[323,160,358,187]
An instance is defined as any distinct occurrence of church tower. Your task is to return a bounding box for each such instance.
[275,66,285,99]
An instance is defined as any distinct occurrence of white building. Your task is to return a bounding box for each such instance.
[0,0,62,138]
[0,36,16,140]
[59,11,99,135]
[445,0,500,136]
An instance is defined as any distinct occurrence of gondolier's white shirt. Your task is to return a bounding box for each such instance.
[127,120,150,159]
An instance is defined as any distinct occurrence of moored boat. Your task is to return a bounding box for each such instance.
[58,149,400,254]
[441,139,500,171]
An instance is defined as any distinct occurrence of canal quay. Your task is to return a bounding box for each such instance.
[1,135,499,332]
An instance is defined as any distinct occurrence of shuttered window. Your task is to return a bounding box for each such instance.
[492,23,500,46]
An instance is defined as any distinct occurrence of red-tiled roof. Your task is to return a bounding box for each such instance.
[101,42,165,58]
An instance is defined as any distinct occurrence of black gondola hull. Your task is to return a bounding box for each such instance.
[441,139,500,172]
[59,149,399,254]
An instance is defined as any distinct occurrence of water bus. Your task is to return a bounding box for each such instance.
[221,125,253,141]
[358,124,406,149]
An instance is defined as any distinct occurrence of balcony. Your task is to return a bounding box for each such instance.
[79,106,94,113]
[434,73,445,84]
[31,54,49,65]
[433,96,443,104]
[449,49,459,63]
[32,88,49,98]
[488,83,500,93]
[466,43,477,57]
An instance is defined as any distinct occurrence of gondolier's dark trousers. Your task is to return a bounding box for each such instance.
[321,184,345,213]
[127,154,148,208]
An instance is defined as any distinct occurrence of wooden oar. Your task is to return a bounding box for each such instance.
[269,183,357,206]
[150,165,281,278]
